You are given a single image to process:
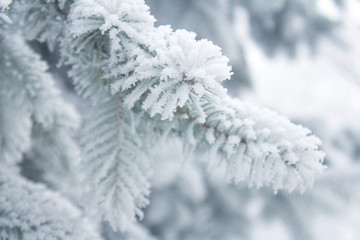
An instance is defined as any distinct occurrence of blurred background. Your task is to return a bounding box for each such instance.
[143,0,360,239]
[32,0,360,239]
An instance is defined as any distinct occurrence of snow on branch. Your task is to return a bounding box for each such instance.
[0,0,12,23]
[175,97,325,192]
[0,0,12,9]
[81,96,152,231]
[0,166,101,240]
[0,33,80,178]
[20,0,72,50]
[65,0,325,191]
[19,0,325,229]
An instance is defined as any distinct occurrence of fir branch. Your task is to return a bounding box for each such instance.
[0,166,102,240]
[63,0,324,193]
[82,96,152,231]
[0,32,81,193]
[18,0,326,229]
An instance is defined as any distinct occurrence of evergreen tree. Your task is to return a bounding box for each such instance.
[0,0,358,239]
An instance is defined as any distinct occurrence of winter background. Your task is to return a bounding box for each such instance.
[143,1,360,239]
[1,0,360,239]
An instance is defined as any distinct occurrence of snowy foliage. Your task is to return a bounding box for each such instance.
[0,15,87,239]
[2,0,324,232]
[82,96,152,230]
[56,0,324,228]
[0,0,12,9]
[20,0,73,50]
[0,33,79,173]
[146,0,251,90]
[144,140,360,240]
[0,0,12,23]
[0,0,337,237]
[0,166,101,240]
[146,0,342,92]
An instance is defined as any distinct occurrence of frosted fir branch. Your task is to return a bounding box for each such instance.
[0,166,102,240]
[18,0,325,228]
[0,32,81,182]
[27,108,81,197]
[0,0,12,9]
[0,86,32,166]
[0,0,12,23]
[0,34,38,166]
[62,0,156,101]
[19,0,73,50]
[81,96,152,231]
[146,0,252,92]
[175,97,325,192]
[64,0,324,191]
[17,0,155,229]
